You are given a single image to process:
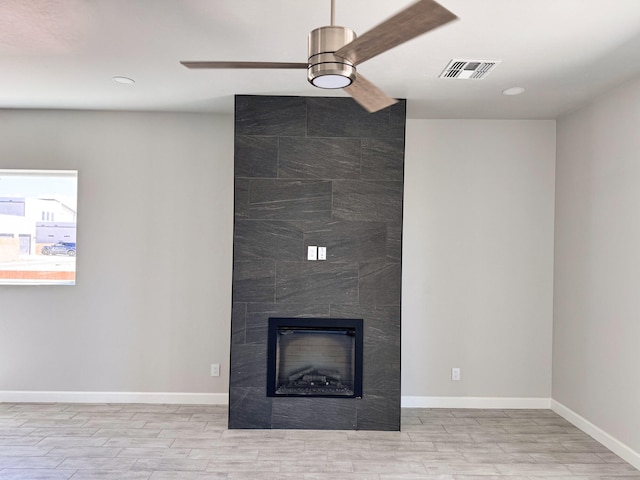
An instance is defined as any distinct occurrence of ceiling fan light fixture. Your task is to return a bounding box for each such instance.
[307,26,357,89]
[311,73,353,89]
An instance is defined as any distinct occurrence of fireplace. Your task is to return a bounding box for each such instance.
[229,96,404,430]
[267,318,363,398]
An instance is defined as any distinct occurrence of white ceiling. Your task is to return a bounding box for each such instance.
[2,0,640,119]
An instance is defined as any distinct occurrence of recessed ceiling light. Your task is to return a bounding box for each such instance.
[112,76,135,85]
[502,87,525,96]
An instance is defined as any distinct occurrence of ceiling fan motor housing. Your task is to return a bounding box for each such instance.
[308,26,357,89]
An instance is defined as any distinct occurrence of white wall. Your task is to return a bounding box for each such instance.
[554,77,640,454]
[0,110,234,399]
[402,120,556,403]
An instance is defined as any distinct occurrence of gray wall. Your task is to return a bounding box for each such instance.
[402,120,556,401]
[0,109,555,406]
[554,77,640,454]
[229,96,405,430]
[0,98,636,461]
[0,110,234,396]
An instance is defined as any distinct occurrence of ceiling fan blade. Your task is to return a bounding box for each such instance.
[180,61,308,69]
[335,0,457,66]
[344,74,397,113]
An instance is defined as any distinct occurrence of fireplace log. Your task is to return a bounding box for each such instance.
[302,374,327,383]
[288,366,315,382]
[317,369,341,381]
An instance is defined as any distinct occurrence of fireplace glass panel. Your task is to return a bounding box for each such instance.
[267,318,363,398]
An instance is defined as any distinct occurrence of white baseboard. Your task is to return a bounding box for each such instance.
[401,396,551,409]
[0,392,549,410]
[0,391,228,405]
[551,399,640,471]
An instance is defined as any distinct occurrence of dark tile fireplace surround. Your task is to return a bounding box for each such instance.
[229,95,405,430]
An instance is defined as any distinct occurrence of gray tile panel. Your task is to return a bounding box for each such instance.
[230,95,405,430]
[356,394,401,431]
[234,220,304,261]
[227,387,273,429]
[230,303,246,345]
[361,137,405,181]
[228,344,267,389]
[231,260,275,303]
[333,180,403,223]
[247,179,332,220]
[270,397,357,430]
[233,178,250,219]
[358,260,402,306]
[306,97,393,138]
[303,220,388,262]
[388,100,408,139]
[386,225,402,262]
[234,135,278,178]
[275,261,359,304]
[235,96,306,137]
[278,136,362,179]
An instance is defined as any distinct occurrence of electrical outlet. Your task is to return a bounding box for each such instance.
[210,363,220,377]
[451,367,461,381]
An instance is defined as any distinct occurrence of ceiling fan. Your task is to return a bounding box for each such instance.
[180,0,457,113]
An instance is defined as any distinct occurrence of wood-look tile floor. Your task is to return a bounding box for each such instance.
[0,403,638,480]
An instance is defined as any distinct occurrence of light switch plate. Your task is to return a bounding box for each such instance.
[307,246,318,261]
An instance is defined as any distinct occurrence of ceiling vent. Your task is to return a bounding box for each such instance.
[439,59,501,79]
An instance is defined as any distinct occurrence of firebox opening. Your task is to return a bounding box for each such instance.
[267,318,363,398]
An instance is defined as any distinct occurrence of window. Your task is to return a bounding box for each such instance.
[0,169,78,285]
